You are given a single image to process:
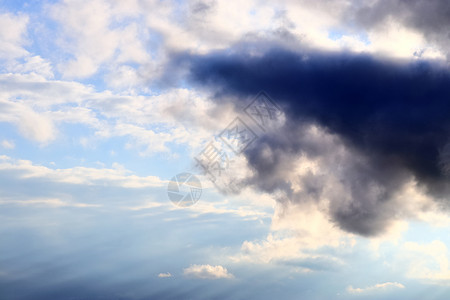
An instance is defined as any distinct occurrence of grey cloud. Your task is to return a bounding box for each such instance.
[243,121,410,236]
[178,45,450,236]
[349,0,450,57]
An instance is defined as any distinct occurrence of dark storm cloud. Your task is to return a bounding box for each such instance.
[174,47,450,236]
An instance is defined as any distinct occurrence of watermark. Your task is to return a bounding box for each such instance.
[195,91,284,194]
[218,117,258,154]
[167,172,202,207]
[244,91,283,131]
[168,91,284,206]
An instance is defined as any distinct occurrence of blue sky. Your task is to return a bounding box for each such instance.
[1,0,450,299]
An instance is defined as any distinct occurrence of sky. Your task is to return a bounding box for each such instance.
[1,0,450,299]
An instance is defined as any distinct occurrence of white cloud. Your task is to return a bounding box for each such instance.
[0,12,29,60]
[50,0,117,78]
[184,197,271,220]
[365,19,445,59]
[0,197,100,208]
[0,71,230,153]
[0,13,58,78]
[183,264,233,279]
[0,73,92,107]
[9,55,54,78]
[0,155,165,188]
[232,202,354,266]
[237,233,346,268]
[0,155,171,211]
[402,240,450,284]
[157,272,172,278]
[347,282,405,294]
[124,202,165,211]
[0,99,56,144]
[49,0,149,79]
[104,65,141,91]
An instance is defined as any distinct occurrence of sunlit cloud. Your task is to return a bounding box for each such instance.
[347,282,406,294]
[183,264,234,279]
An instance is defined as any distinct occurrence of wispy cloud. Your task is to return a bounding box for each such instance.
[0,197,101,208]
[0,155,165,188]
[347,282,405,294]
[0,12,29,60]
[1,139,14,149]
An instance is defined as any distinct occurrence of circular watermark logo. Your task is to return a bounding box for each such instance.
[167,173,202,207]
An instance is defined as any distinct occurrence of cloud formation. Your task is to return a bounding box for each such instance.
[402,240,450,283]
[347,282,405,294]
[183,264,234,279]
[349,0,450,58]
[179,45,450,236]
[3,1,450,298]
[158,272,173,278]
